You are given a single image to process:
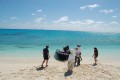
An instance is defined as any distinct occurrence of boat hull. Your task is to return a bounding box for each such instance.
[55,49,69,61]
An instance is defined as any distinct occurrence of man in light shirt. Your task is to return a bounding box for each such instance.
[77,45,81,53]
[75,45,82,66]
[67,49,75,72]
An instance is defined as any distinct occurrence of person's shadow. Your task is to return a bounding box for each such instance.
[92,63,97,66]
[36,66,46,71]
[64,70,73,77]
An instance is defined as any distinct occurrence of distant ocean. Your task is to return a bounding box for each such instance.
[0,29,120,62]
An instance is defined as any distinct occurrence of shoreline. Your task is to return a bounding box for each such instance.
[0,54,120,64]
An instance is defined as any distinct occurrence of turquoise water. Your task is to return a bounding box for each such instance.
[0,29,120,60]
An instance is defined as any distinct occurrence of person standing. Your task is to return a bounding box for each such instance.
[63,45,70,54]
[92,47,98,65]
[75,47,82,66]
[41,46,50,67]
[67,49,75,72]
[75,45,82,66]
[77,45,81,54]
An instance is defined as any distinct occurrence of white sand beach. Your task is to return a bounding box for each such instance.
[0,58,120,80]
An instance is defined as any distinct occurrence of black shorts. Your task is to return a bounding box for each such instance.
[44,56,49,60]
[94,55,98,58]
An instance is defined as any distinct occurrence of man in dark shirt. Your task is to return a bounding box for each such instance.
[41,46,50,67]
[63,45,70,54]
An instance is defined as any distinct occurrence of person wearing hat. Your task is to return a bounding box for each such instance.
[75,45,82,66]
[77,45,81,52]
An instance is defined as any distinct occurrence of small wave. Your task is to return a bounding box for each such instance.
[14,45,33,48]
[29,36,42,38]
[0,32,27,36]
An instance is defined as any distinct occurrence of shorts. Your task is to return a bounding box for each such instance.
[94,56,98,58]
[44,56,49,60]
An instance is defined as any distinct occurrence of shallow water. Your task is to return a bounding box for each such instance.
[0,29,120,61]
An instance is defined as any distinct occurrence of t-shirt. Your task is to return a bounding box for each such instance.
[68,50,75,61]
[75,50,80,57]
[94,50,98,57]
[77,47,81,53]
[43,48,49,57]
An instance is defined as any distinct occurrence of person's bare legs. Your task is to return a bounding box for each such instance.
[41,60,45,67]
[94,57,97,65]
[78,58,80,65]
[46,60,48,67]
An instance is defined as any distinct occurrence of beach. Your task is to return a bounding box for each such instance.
[0,0,120,79]
[0,58,120,80]
[0,29,120,80]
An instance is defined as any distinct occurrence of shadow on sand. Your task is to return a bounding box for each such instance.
[92,63,97,66]
[36,66,46,71]
[64,70,73,77]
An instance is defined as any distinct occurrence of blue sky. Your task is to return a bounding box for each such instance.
[0,0,120,32]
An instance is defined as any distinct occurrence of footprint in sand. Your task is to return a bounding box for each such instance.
[10,73,14,74]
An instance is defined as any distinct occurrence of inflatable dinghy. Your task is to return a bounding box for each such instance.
[55,49,69,61]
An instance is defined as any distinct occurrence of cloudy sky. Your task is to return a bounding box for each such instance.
[0,0,120,32]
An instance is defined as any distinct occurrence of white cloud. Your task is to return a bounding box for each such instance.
[51,19,110,32]
[54,16,69,23]
[69,20,82,25]
[112,16,117,18]
[36,9,42,13]
[80,4,99,10]
[31,9,43,16]
[111,21,118,24]
[10,16,17,19]
[54,18,104,29]
[69,20,103,26]
[34,17,44,23]
[31,13,36,16]
[84,19,95,24]
[88,4,99,9]
[99,9,114,14]
[80,6,87,10]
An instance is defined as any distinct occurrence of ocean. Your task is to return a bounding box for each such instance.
[0,29,120,62]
